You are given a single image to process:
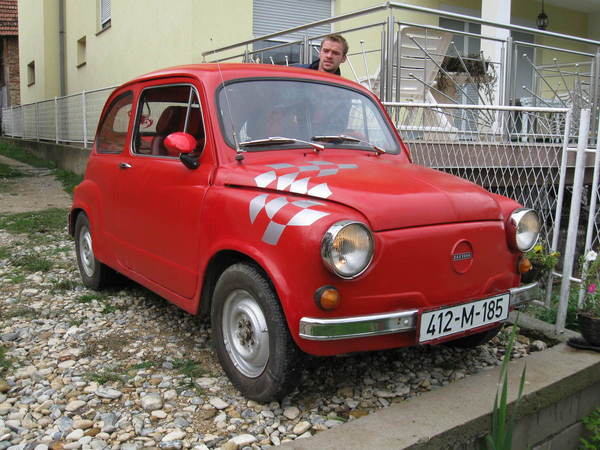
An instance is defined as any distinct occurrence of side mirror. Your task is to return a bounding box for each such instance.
[164,132,196,155]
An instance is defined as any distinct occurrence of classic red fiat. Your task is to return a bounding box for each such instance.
[70,64,540,401]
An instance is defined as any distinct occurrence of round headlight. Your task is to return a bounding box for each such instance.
[321,221,374,279]
[508,208,540,252]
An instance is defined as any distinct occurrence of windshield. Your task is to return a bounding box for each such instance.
[217,79,401,154]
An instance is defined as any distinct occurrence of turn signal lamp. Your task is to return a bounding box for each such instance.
[315,286,340,311]
[518,256,532,275]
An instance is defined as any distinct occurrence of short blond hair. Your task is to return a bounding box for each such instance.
[322,34,348,56]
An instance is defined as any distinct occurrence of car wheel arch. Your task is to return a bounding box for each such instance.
[199,250,287,320]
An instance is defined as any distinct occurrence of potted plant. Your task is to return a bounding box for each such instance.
[579,250,600,347]
[521,242,560,285]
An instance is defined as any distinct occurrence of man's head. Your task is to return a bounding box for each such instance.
[318,34,348,74]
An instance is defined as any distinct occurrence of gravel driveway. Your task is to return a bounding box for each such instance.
[0,158,549,450]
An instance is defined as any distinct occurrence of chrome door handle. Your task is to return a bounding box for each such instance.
[119,163,132,169]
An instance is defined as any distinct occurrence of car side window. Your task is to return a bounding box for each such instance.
[96,91,133,154]
[133,84,204,157]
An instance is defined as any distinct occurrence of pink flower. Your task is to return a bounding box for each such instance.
[588,283,597,294]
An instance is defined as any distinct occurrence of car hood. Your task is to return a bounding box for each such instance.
[221,155,502,231]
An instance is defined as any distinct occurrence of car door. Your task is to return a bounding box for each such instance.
[111,79,215,299]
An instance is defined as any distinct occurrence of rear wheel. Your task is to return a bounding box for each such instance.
[211,263,302,402]
[445,325,502,348]
[74,213,114,290]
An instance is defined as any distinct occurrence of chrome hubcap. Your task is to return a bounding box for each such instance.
[78,225,95,277]
[222,289,269,378]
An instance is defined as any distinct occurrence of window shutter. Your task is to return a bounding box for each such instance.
[100,0,111,26]
[253,0,331,41]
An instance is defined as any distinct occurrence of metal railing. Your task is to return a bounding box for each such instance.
[2,86,115,147]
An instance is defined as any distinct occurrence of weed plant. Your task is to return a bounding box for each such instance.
[526,287,580,332]
[0,163,24,178]
[484,323,527,450]
[10,254,53,272]
[0,345,12,375]
[54,169,83,196]
[0,208,67,235]
[581,407,600,449]
[0,141,55,169]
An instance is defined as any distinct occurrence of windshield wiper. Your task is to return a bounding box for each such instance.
[312,135,386,155]
[239,137,324,152]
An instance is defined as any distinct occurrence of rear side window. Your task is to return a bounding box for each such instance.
[96,91,133,154]
[133,84,204,157]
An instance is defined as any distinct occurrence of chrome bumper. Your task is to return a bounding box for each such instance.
[299,282,539,341]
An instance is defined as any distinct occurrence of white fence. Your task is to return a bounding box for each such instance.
[3,89,600,333]
[2,86,115,147]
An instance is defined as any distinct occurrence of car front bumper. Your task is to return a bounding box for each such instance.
[299,282,538,341]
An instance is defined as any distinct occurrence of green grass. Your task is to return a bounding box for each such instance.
[4,306,37,319]
[54,169,83,196]
[0,246,10,260]
[173,358,205,378]
[10,254,53,272]
[130,361,158,370]
[77,293,100,303]
[527,287,580,332]
[0,208,68,235]
[0,163,24,179]
[581,407,600,449]
[86,367,127,385]
[0,141,55,169]
[52,279,77,292]
[0,345,12,375]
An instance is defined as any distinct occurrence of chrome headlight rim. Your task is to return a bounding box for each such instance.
[321,220,374,280]
[508,208,540,252]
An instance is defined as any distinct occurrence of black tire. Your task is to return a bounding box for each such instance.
[74,213,114,290]
[211,263,303,402]
[445,325,502,348]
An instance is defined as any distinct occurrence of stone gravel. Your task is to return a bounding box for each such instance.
[0,221,550,450]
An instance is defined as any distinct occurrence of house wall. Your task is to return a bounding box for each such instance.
[18,0,61,104]
[64,0,252,94]
[15,0,599,105]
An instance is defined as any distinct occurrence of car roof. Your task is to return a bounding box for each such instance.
[117,63,366,93]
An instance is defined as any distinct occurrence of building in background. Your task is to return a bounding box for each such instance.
[0,0,19,108]
[14,0,600,106]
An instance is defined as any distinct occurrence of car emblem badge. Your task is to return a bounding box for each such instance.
[451,240,474,274]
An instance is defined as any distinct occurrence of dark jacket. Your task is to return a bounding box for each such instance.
[295,59,341,76]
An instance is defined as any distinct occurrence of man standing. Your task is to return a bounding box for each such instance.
[299,34,348,75]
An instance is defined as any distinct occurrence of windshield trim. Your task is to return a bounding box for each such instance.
[215,77,401,155]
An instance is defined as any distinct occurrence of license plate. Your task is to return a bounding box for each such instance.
[418,293,509,343]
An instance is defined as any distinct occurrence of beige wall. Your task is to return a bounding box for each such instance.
[19,0,61,104]
[17,0,599,104]
[19,0,253,103]
[66,0,252,94]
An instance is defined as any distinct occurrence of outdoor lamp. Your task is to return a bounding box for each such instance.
[537,0,549,30]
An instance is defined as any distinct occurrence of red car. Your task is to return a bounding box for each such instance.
[69,64,540,402]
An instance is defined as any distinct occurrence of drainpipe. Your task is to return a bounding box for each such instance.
[58,0,66,96]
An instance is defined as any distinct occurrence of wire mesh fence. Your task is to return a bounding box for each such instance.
[384,102,572,244]
[2,86,115,146]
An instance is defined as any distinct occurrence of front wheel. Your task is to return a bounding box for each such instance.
[211,263,302,402]
[74,213,114,290]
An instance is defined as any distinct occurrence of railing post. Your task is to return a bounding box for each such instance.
[54,97,59,143]
[302,35,311,65]
[35,102,39,141]
[10,106,14,137]
[546,108,573,307]
[380,25,386,100]
[556,108,590,333]
[590,48,600,142]
[384,14,395,103]
[20,107,24,138]
[82,90,88,148]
